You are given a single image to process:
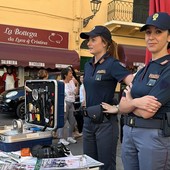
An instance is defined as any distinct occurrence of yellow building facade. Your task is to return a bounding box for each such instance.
[0,0,147,87]
[0,0,146,55]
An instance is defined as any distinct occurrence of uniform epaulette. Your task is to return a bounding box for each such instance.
[160,60,170,65]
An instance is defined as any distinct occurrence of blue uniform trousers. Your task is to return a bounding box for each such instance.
[122,125,170,170]
[83,115,119,170]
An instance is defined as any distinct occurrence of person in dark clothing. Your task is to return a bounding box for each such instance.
[102,12,170,170]
[80,25,133,170]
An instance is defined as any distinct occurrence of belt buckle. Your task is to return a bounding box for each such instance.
[129,117,135,126]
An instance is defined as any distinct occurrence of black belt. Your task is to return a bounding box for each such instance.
[124,116,163,129]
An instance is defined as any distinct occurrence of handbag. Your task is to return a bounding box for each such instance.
[86,105,104,123]
[31,143,70,159]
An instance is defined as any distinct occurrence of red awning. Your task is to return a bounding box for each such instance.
[0,43,80,70]
[122,45,146,65]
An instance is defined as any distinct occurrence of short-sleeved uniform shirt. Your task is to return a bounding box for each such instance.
[84,54,131,107]
[130,55,170,118]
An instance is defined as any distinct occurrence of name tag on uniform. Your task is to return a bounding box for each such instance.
[149,74,160,79]
[97,70,106,74]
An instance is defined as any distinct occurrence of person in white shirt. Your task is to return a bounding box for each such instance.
[57,67,78,145]
[79,75,85,106]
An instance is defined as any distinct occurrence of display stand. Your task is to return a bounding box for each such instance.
[0,80,64,152]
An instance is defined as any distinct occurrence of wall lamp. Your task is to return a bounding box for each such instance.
[83,0,102,28]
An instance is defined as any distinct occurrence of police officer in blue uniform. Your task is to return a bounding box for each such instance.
[102,12,170,170]
[80,26,133,170]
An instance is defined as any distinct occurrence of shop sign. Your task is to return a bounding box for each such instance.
[0,24,68,49]
[29,62,45,67]
[1,60,17,65]
[55,64,72,68]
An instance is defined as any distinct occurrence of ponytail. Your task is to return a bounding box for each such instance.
[107,40,119,60]
[101,36,127,64]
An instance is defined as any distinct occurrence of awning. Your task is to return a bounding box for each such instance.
[122,45,146,65]
[0,43,80,70]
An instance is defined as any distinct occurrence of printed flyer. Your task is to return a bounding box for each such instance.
[40,155,103,170]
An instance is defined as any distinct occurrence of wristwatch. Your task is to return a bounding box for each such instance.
[115,105,119,113]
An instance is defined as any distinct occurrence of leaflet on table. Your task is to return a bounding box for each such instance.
[0,164,35,170]
[39,154,104,169]
[0,151,37,170]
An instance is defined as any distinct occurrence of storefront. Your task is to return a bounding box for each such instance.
[0,24,80,93]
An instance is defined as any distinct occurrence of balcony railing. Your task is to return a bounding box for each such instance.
[107,0,148,24]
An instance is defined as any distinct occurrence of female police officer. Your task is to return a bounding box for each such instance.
[102,12,170,170]
[80,26,133,170]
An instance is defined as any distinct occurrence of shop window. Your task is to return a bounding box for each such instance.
[132,0,149,23]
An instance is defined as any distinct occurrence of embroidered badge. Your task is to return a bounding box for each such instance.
[147,79,156,86]
[149,74,160,79]
[95,74,102,81]
[153,13,159,21]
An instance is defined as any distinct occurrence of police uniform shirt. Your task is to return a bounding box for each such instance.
[130,55,170,118]
[84,54,131,107]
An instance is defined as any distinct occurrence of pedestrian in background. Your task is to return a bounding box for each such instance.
[37,69,49,80]
[79,74,85,107]
[102,12,170,170]
[57,67,77,145]
[80,25,133,170]
[67,66,83,138]
[73,74,85,136]
[2,66,17,90]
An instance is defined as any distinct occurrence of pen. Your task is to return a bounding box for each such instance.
[0,157,13,163]
[8,152,21,159]
[2,152,20,163]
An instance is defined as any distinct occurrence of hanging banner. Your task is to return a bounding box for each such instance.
[0,24,69,49]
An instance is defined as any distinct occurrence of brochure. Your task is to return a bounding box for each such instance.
[0,151,103,170]
[39,155,104,170]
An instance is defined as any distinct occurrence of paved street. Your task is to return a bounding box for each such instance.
[0,113,124,170]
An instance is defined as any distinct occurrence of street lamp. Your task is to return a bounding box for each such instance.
[83,0,102,28]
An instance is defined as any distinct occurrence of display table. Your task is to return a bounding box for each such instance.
[0,151,103,170]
